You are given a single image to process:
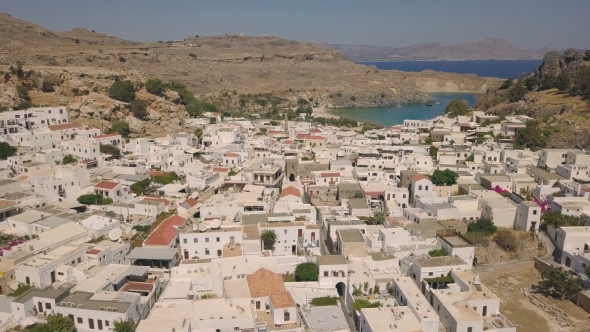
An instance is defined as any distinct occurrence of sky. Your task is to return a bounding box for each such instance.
[2,0,589,50]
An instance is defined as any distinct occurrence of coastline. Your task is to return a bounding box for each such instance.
[355,58,544,62]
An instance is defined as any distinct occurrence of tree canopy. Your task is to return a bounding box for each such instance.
[28,313,77,332]
[108,81,136,102]
[0,142,17,160]
[539,267,584,299]
[77,194,113,205]
[429,169,459,186]
[294,262,319,282]
[62,155,77,165]
[110,120,131,138]
[100,144,121,158]
[506,82,528,102]
[113,319,136,332]
[514,120,549,151]
[261,230,277,250]
[145,78,165,96]
[152,172,179,185]
[131,100,148,120]
[541,211,585,228]
[444,98,470,118]
[467,218,497,236]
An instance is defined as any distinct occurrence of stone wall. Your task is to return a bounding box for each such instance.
[576,291,590,313]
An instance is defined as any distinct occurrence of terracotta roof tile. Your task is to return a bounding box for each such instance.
[87,249,102,255]
[225,152,240,158]
[280,186,301,198]
[247,268,294,308]
[306,135,325,140]
[144,215,186,246]
[412,174,428,182]
[47,122,81,131]
[94,180,120,190]
[143,197,170,206]
[320,172,340,178]
[212,167,229,172]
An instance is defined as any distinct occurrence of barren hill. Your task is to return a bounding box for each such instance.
[0,13,500,136]
[327,37,550,61]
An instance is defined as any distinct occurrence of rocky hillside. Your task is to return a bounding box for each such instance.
[327,37,549,61]
[475,49,590,149]
[0,13,500,136]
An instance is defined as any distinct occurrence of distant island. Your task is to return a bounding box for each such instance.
[325,37,550,62]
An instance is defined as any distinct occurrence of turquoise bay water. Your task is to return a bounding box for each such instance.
[329,93,478,127]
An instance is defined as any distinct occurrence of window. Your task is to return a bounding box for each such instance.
[45,303,52,309]
[467,328,473,332]
[216,237,220,242]
[418,185,422,190]
[77,317,83,324]
[194,238,198,243]
[183,239,187,243]
[205,249,210,255]
[324,271,329,277]
[284,230,287,235]
[284,310,290,321]
[205,238,209,242]
[533,210,537,215]
[234,328,239,331]
[429,272,433,276]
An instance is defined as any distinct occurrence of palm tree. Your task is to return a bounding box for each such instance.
[373,211,386,225]
[113,319,135,332]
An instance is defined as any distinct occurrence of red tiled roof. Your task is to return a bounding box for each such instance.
[212,167,229,173]
[94,133,121,139]
[365,191,385,197]
[295,133,309,139]
[247,268,295,308]
[283,140,293,144]
[143,197,170,206]
[280,186,301,198]
[87,249,102,255]
[94,180,120,190]
[48,122,81,131]
[311,128,322,133]
[268,130,281,134]
[144,215,186,246]
[412,174,428,182]
[320,172,340,178]
[183,198,198,207]
[307,135,326,140]
[225,152,240,158]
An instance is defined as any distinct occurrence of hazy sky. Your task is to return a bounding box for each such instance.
[2,0,589,49]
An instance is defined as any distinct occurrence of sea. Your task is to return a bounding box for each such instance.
[330,93,479,127]
[357,60,542,79]
[329,60,542,126]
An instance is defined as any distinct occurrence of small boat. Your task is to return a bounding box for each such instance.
[396,105,402,108]
[434,101,440,105]
[426,103,433,107]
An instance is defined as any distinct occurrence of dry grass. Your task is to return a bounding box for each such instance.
[480,264,590,332]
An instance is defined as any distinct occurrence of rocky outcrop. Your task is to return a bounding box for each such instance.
[536,48,585,78]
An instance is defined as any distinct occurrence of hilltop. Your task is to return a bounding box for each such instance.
[326,37,550,61]
[0,13,499,136]
[474,48,590,149]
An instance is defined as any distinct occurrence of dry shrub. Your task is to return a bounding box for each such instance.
[495,229,518,252]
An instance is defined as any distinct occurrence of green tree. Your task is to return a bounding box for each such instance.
[515,120,548,151]
[524,75,539,91]
[77,194,102,205]
[465,154,475,162]
[108,81,136,102]
[194,127,203,139]
[8,283,33,297]
[506,82,528,102]
[353,299,381,311]
[499,78,514,90]
[555,73,571,93]
[131,100,149,119]
[62,154,77,165]
[130,178,151,196]
[429,169,459,186]
[574,66,590,95]
[541,211,584,228]
[294,262,319,282]
[0,142,17,160]
[111,120,131,137]
[16,85,30,101]
[145,78,165,96]
[28,313,77,332]
[428,248,448,257]
[540,74,557,90]
[113,319,135,332]
[539,267,583,299]
[100,144,121,158]
[444,98,470,118]
[372,211,386,225]
[467,218,497,236]
[425,137,433,145]
[429,146,439,158]
[261,230,277,250]
[152,172,179,185]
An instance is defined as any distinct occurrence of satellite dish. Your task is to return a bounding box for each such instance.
[192,224,199,232]
[337,150,345,157]
[131,229,137,235]
[198,223,207,232]
[109,228,123,242]
[210,219,221,229]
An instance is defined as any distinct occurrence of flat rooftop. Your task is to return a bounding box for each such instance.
[317,255,347,265]
[414,256,467,268]
[338,229,364,243]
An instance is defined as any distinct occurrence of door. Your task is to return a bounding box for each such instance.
[184,251,189,259]
[292,245,296,255]
[25,276,30,285]
[38,301,43,313]
[311,232,315,243]
[256,301,261,310]
[298,229,303,238]
[217,250,222,257]
[482,306,487,317]
[50,271,56,283]
[89,319,94,329]
[97,319,103,330]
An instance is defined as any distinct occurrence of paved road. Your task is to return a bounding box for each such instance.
[472,231,556,273]
[339,296,357,332]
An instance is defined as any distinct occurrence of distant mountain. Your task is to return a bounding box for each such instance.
[325,38,550,61]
